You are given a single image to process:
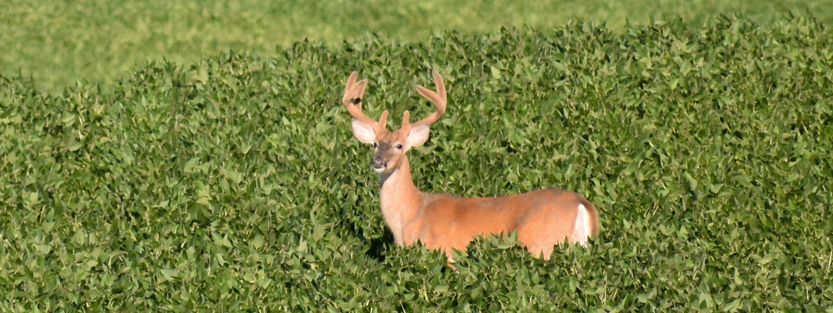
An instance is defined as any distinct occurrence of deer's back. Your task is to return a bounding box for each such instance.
[412,189,596,253]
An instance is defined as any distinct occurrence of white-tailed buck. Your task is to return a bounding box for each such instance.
[343,71,599,260]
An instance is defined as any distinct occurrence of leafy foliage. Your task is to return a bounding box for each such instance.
[1,15,832,311]
[3,0,832,93]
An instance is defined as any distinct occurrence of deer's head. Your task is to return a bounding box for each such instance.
[343,71,447,174]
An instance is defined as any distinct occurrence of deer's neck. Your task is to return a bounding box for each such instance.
[378,156,423,246]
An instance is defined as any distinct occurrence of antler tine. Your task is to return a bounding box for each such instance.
[413,71,447,127]
[433,71,447,104]
[401,110,412,131]
[343,71,387,132]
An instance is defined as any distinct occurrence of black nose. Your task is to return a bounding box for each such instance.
[372,157,386,169]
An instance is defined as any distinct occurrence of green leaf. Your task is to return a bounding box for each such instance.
[490,66,502,79]
[160,269,178,281]
[251,235,265,249]
[312,225,327,242]
[184,157,200,173]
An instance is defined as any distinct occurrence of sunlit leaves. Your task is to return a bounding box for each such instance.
[1,15,833,311]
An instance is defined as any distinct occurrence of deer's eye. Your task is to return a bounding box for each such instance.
[396,144,403,149]
[373,142,378,148]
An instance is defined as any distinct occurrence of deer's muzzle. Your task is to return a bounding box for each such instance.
[372,156,386,170]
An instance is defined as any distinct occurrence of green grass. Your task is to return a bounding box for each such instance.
[1,15,832,311]
[2,0,833,94]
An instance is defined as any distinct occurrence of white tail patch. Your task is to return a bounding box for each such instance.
[573,204,590,247]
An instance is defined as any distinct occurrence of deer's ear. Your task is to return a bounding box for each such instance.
[352,119,376,144]
[407,124,430,146]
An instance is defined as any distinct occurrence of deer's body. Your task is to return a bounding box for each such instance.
[379,156,598,258]
[342,71,599,260]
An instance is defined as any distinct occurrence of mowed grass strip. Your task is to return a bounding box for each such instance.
[1,16,832,311]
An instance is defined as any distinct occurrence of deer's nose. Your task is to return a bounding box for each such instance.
[372,157,386,169]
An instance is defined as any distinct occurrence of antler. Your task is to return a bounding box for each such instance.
[402,71,447,131]
[343,71,388,133]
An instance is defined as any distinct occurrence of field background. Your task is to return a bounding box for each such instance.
[2,0,833,312]
[1,0,832,94]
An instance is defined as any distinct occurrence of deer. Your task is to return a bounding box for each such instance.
[342,71,600,262]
